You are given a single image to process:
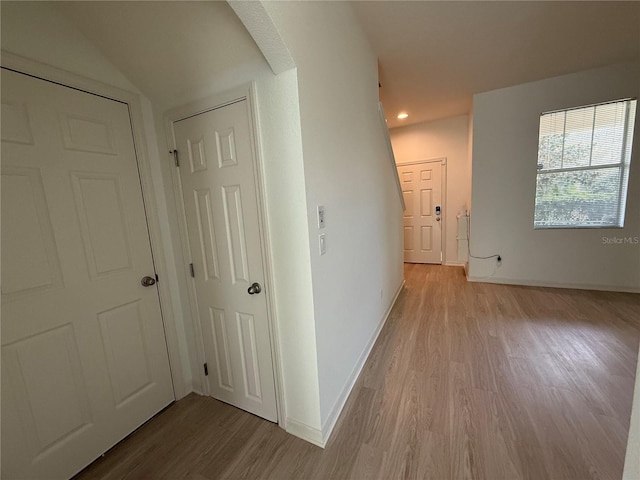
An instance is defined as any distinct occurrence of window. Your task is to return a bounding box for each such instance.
[534,98,637,228]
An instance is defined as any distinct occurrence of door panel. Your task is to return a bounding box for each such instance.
[398,161,443,264]
[97,300,154,406]
[3,324,92,456]
[71,173,133,277]
[1,167,64,298]
[1,69,174,479]
[222,184,251,283]
[193,188,221,280]
[173,99,277,422]
[209,307,234,390]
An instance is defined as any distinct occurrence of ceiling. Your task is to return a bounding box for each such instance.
[56,1,267,110]
[53,2,640,127]
[351,1,640,128]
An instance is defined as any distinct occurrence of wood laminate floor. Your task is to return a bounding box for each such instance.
[75,264,640,480]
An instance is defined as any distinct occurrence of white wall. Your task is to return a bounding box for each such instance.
[467,112,474,212]
[2,0,326,440]
[624,353,640,480]
[261,1,405,439]
[148,62,323,433]
[62,0,321,420]
[253,69,322,434]
[55,1,269,112]
[0,0,195,394]
[390,115,471,264]
[1,2,134,90]
[470,63,640,291]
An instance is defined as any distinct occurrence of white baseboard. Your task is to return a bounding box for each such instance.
[284,417,324,448]
[467,275,640,294]
[192,390,323,448]
[189,387,203,397]
[443,261,466,267]
[318,279,406,447]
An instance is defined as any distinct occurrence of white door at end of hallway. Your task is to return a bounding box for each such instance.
[172,99,278,422]
[1,68,174,480]
[398,161,443,264]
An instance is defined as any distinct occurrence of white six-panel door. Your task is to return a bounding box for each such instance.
[172,99,277,422]
[398,160,444,264]
[1,69,175,479]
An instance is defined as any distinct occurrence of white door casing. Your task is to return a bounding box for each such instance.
[398,159,445,264]
[171,98,278,422]
[1,68,175,479]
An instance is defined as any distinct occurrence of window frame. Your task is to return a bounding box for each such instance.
[533,97,637,230]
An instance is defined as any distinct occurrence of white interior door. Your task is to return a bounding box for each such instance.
[1,69,175,479]
[172,99,277,422]
[398,161,443,264]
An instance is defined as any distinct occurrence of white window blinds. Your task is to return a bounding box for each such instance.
[534,98,637,228]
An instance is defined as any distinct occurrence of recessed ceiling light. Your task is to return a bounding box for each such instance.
[397,112,409,119]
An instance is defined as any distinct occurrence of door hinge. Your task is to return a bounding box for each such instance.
[155,273,159,282]
[189,263,195,278]
[203,363,209,376]
[171,149,179,167]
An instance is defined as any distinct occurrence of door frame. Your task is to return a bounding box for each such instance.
[396,157,447,264]
[164,84,284,424]
[1,51,187,398]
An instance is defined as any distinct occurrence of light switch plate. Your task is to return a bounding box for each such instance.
[319,233,327,255]
[317,205,326,229]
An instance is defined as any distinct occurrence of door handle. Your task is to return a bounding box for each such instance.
[141,276,156,287]
[247,282,262,295]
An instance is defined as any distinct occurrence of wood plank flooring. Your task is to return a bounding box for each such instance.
[75,264,640,480]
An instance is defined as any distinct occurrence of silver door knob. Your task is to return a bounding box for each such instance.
[248,282,262,295]
[141,276,156,287]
